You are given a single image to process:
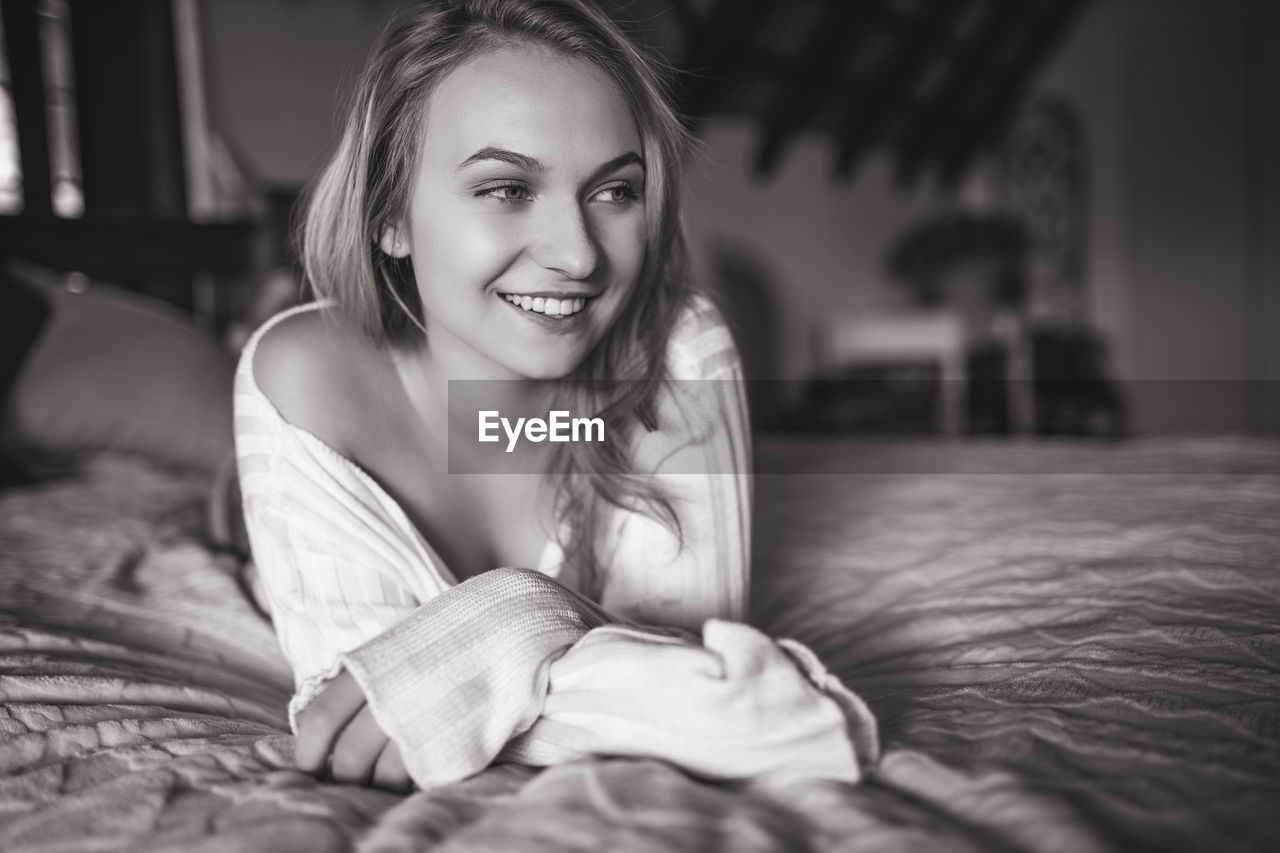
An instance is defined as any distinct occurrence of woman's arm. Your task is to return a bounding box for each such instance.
[237,307,441,789]
[239,467,421,789]
[239,458,427,790]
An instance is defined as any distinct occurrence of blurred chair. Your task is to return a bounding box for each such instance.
[814,311,968,435]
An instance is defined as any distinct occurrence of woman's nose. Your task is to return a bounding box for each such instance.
[530,201,599,280]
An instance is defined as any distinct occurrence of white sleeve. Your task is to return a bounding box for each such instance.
[599,295,753,631]
[238,492,425,730]
[234,325,448,731]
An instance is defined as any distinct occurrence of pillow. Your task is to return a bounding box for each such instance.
[1,274,235,475]
[0,274,54,485]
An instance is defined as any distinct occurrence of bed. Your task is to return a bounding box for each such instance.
[2,434,1278,852]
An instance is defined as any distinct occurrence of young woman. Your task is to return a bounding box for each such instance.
[234,0,756,791]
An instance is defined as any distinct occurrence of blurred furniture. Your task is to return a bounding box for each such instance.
[813,311,968,435]
[805,305,1045,437]
[0,0,272,327]
[878,212,1038,435]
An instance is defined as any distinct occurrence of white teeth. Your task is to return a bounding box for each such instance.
[502,293,588,316]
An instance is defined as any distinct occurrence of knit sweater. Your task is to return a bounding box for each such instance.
[234,295,878,787]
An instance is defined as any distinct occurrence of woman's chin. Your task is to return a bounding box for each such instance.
[510,360,581,382]
[497,345,592,382]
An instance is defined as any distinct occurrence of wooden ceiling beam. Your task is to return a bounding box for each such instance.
[751,1,878,177]
[643,0,1090,186]
[892,0,1030,188]
[831,0,972,183]
[674,0,774,122]
[936,0,1089,187]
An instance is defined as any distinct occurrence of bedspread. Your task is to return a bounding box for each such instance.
[1,436,1278,852]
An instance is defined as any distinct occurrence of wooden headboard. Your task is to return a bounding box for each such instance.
[0,0,271,323]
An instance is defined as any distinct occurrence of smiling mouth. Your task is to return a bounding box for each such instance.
[498,292,594,318]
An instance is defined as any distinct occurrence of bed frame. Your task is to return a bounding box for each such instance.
[0,0,272,325]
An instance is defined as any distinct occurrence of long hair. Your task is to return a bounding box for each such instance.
[298,0,698,598]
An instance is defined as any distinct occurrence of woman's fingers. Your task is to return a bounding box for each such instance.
[371,739,413,793]
[295,668,403,789]
[294,669,367,773]
[328,702,389,786]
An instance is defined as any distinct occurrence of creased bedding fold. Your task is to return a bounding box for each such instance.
[341,567,879,789]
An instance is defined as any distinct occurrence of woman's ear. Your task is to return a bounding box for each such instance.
[379,224,411,259]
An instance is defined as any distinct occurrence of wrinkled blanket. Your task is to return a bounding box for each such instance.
[2,435,1279,852]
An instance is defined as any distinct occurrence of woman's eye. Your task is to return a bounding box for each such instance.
[594,183,639,204]
[479,184,532,203]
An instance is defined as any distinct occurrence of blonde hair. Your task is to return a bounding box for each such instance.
[298,0,699,597]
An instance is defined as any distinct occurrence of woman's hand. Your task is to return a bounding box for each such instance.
[294,668,413,792]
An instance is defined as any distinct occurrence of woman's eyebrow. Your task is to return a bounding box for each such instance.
[458,147,544,173]
[456,148,645,183]
[586,152,644,185]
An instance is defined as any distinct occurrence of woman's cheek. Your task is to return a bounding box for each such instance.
[438,217,525,285]
[603,212,647,285]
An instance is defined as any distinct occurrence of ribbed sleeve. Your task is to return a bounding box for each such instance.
[339,568,613,786]
[340,567,878,789]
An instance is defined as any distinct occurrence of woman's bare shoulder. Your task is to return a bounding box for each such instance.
[252,305,389,455]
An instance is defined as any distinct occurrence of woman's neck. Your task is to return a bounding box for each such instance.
[391,343,558,470]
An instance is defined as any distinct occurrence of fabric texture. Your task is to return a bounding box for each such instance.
[3,439,1280,851]
[234,294,875,787]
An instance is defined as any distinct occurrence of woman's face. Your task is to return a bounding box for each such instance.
[385,44,648,381]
